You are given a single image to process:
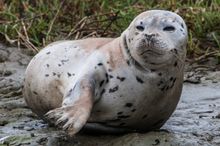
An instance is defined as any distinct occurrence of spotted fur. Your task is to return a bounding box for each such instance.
[23,10,187,136]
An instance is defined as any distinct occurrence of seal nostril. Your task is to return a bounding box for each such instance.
[145,34,155,40]
[163,26,175,32]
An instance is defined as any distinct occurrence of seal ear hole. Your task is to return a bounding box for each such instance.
[163,26,175,32]
[136,25,144,31]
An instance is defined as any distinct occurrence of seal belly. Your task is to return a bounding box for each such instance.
[24,39,111,116]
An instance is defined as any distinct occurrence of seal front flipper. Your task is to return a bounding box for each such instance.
[44,78,95,136]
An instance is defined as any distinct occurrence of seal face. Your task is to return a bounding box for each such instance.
[23,10,187,136]
[124,10,187,71]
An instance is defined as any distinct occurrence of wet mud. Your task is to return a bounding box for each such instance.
[0,44,220,146]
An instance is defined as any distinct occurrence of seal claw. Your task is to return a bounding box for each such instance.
[44,106,89,136]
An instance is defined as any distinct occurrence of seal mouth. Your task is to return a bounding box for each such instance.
[123,35,168,71]
[139,49,164,56]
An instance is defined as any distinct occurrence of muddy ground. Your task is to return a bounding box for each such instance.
[0,44,220,146]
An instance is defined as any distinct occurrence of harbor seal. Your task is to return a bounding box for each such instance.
[23,10,187,136]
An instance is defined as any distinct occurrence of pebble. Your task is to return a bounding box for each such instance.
[24,126,34,131]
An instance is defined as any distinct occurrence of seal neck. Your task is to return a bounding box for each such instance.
[119,33,150,72]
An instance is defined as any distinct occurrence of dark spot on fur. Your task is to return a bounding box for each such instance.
[107,61,110,64]
[170,77,174,81]
[108,119,121,122]
[181,23,184,28]
[173,48,178,54]
[123,36,129,51]
[151,69,156,72]
[125,103,133,107]
[97,63,103,66]
[119,122,126,126]
[58,64,61,67]
[96,110,101,113]
[53,72,56,76]
[46,52,51,55]
[128,39,131,43]
[61,59,69,64]
[66,88,73,97]
[126,60,130,66]
[157,80,164,86]
[142,114,148,119]
[135,32,139,35]
[117,112,123,115]
[67,72,72,77]
[46,64,49,68]
[140,21,143,24]
[131,109,136,112]
[105,73,109,83]
[173,78,176,83]
[108,69,112,72]
[57,74,61,78]
[136,76,144,84]
[170,78,176,88]
[109,75,113,78]
[100,89,105,96]
[99,80,105,87]
[161,86,166,92]
[33,91,38,95]
[117,76,126,82]
[118,115,130,119]
[174,61,178,67]
[94,66,97,69]
[106,78,109,83]
[109,85,119,93]
[158,72,162,76]
[45,74,49,77]
[169,83,174,89]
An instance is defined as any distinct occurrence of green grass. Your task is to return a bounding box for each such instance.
[0,0,220,61]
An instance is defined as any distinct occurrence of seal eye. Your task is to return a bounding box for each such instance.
[163,26,175,32]
[136,25,145,31]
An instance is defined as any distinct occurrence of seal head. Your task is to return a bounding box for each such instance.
[122,10,187,71]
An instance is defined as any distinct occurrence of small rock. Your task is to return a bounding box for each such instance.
[216,113,220,119]
[0,50,8,62]
[13,125,24,129]
[152,139,160,145]
[184,77,201,84]
[212,80,218,83]
[0,120,9,126]
[36,137,47,144]
[24,126,34,131]
[30,133,35,137]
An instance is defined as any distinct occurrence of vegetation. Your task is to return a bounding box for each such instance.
[0,0,220,61]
